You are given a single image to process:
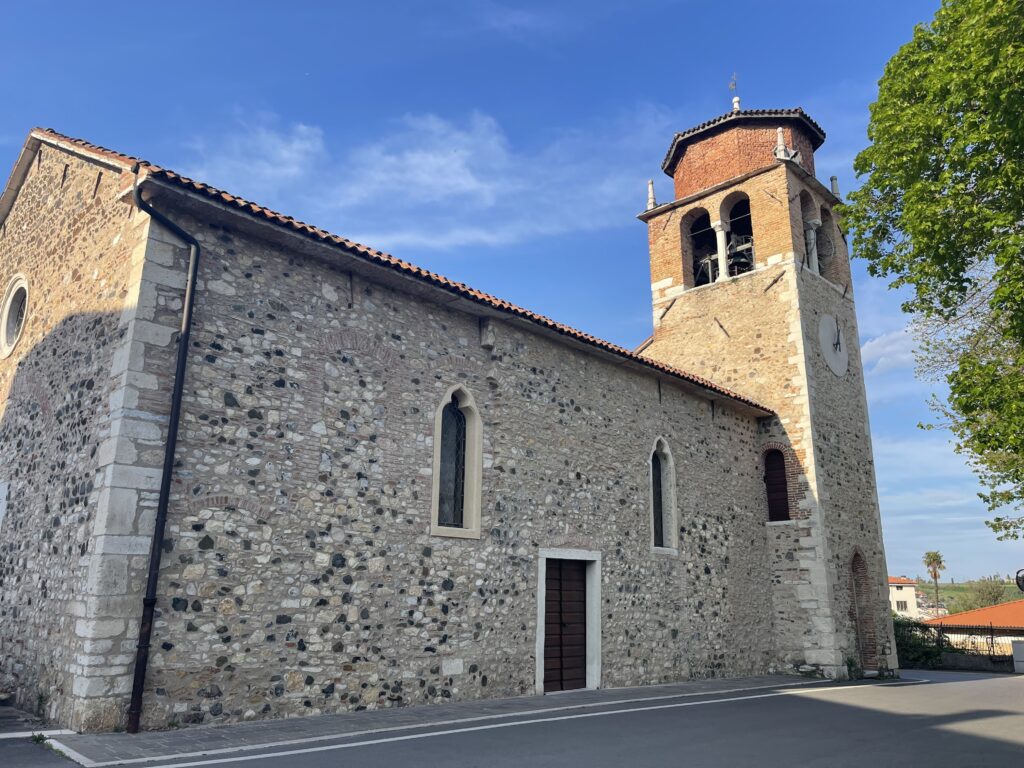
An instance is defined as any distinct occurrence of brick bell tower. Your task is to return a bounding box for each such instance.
[638,99,897,678]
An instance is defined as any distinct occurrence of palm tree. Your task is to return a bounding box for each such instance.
[923,551,946,611]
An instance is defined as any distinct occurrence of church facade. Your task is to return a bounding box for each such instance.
[0,105,896,731]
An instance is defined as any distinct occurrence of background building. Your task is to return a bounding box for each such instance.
[888,576,920,618]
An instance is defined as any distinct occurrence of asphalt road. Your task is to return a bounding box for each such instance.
[7,671,1024,767]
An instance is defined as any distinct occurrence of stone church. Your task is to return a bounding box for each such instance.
[0,102,896,731]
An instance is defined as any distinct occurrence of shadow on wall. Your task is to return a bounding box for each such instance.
[0,309,128,723]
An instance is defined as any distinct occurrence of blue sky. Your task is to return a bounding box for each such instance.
[1,0,1016,580]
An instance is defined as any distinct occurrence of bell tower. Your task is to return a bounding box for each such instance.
[638,103,896,677]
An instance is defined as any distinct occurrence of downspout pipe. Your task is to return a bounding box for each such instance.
[126,170,201,733]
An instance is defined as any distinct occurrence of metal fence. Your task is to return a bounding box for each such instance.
[894,620,1024,658]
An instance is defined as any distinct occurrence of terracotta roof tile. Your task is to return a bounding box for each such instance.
[661,108,826,175]
[26,127,772,414]
[925,598,1024,628]
[889,577,917,585]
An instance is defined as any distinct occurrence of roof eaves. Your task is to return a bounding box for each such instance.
[25,128,774,416]
[660,108,826,176]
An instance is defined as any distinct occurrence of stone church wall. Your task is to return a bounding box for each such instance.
[0,149,148,724]
[643,261,828,670]
[134,208,780,727]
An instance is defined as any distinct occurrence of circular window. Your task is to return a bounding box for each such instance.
[1,276,29,358]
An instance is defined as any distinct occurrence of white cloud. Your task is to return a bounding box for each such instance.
[183,105,678,252]
[873,433,968,483]
[861,327,916,375]
[870,429,1017,579]
[185,115,325,206]
[331,112,513,210]
[472,1,559,37]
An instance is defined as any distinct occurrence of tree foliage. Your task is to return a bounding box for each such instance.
[922,551,946,607]
[843,0,1024,538]
[948,576,1012,613]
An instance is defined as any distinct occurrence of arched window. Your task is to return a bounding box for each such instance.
[763,449,790,522]
[799,191,821,273]
[650,438,677,550]
[818,207,837,278]
[850,551,879,670]
[688,210,717,287]
[651,450,665,547]
[431,386,483,538]
[724,196,754,277]
[438,394,466,527]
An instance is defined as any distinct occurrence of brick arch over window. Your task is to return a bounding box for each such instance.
[759,442,805,521]
[850,550,880,671]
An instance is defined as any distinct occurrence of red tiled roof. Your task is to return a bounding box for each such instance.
[889,576,917,585]
[924,598,1024,628]
[661,108,826,176]
[23,128,772,414]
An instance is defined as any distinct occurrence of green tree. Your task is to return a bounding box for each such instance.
[842,0,1024,539]
[948,576,1010,614]
[923,551,946,608]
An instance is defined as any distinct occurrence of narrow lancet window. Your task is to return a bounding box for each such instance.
[689,211,717,286]
[764,449,790,522]
[438,393,467,527]
[651,450,665,547]
[725,197,754,276]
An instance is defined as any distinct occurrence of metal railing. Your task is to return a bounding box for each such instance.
[894,619,1024,658]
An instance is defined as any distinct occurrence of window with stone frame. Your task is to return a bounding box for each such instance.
[650,438,677,551]
[438,394,466,528]
[1,275,28,359]
[430,385,483,539]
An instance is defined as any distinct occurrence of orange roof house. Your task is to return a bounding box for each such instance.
[888,576,916,586]
[924,599,1024,628]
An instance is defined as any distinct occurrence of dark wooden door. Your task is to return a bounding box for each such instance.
[544,559,587,692]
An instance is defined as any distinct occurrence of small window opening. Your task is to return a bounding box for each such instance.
[764,449,790,522]
[652,450,665,547]
[438,393,467,528]
[650,439,676,550]
[818,207,836,277]
[689,211,717,286]
[726,198,754,277]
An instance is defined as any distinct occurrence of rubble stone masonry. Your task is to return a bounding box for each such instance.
[133,208,777,727]
[644,161,895,676]
[0,109,895,731]
[0,147,150,727]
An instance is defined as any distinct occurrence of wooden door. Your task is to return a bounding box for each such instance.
[544,559,587,692]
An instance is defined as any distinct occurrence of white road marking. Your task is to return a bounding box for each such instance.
[49,678,837,768]
[68,680,923,768]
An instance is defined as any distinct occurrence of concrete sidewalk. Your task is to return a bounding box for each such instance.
[50,674,824,767]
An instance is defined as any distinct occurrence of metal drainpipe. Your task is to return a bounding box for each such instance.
[126,169,201,733]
